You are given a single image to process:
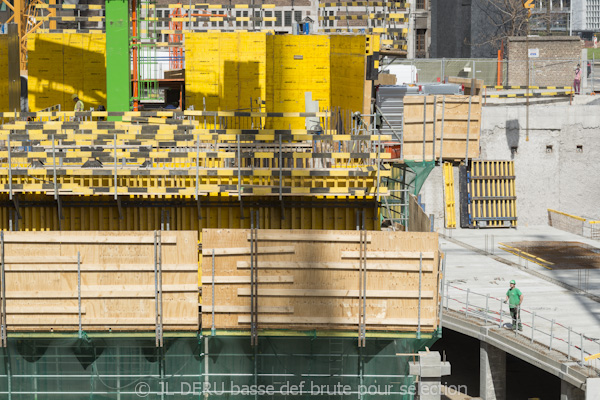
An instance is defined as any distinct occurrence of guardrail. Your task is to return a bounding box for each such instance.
[548,208,600,241]
[441,283,600,374]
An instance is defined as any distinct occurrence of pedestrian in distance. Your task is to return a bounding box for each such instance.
[574,64,582,95]
[504,280,523,331]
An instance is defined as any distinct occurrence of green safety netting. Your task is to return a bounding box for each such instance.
[381,161,435,227]
[0,335,438,399]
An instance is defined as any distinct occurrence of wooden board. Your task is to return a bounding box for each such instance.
[1,231,199,331]
[409,194,432,233]
[402,95,481,161]
[201,229,440,332]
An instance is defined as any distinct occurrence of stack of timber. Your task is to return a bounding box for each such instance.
[201,229,440,332]
[402,95,481,161]
[0,231,198,331]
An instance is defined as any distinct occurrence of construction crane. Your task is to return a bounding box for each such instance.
[2,0,54,70]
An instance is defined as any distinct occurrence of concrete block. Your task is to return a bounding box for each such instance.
[420,364,442,378]
[586,378,600,400]
[441,361,451,376]
[409,361,420,376]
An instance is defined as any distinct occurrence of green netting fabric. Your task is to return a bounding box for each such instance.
[381,161,435,226]
[0,335,438,399]
[403,161,435,196]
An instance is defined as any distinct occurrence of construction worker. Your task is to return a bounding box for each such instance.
[504,280,523,331]
[72,94,84,112]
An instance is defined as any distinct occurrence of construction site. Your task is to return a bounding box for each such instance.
[0,0,600,399]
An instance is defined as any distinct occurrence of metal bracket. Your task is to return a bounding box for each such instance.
[154,230,164,347]
[11,194,21,221]
[0,231,6,347]
[357,210,367,348]
[278,134,285,220]
[77,251,82,338]
[116,196,123,220]
[250,210,259,346]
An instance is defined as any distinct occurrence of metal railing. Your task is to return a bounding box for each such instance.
[548,208,600,240]
[442,283,600,374]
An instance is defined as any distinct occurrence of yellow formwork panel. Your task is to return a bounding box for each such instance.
[0,35,8,112]
[186,32,366,130]
[468,160,517,228]
[0,196,379,233]
[28,34,107,112]
[442,162,456,229]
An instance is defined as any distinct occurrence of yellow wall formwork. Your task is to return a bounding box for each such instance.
[185,33,365,128]
[185,32,268,115]
[28,33,106,111]
[0,196,379,233]
[0,35,9,112]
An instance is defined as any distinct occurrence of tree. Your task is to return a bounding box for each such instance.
[471,0,559,54]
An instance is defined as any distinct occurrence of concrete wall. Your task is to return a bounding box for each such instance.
[420,102,600,229]
[507,36,583,86]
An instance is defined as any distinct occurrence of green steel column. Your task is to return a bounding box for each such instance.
[105,0,130,113]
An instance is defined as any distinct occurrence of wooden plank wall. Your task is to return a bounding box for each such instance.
[409,194,431,233]
[402,95,481,161]
[2,231,198,331]
[201,229,440,332]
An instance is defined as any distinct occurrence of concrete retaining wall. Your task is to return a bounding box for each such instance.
[420,102,600,229]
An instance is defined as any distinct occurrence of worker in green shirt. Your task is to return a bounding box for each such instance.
[504,280,523,331]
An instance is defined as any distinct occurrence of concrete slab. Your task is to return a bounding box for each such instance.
[440,226,600,370]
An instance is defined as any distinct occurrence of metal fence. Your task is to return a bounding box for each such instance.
[381,59,507,86]
[382,57,600,90]
[442,283,600,373]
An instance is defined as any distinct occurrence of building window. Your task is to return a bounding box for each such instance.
[265,11,272,27]
[255,10,261,28]
[275,11,282,27]
[285,11,292,26]
[236,10,242,27]
[327,10,334,27]
[416,29,426,57]
[156,10,163,28]
[416,0,426,10]
[294,10,302,22]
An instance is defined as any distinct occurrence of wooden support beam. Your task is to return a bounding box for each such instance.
[1,235,177,244]
[202,306,294,314]
[237,288,435,298]
[237,316,437,326]
[341,251,435,259]
[202,276,294,284]
[202,246,295,256]
[236,261,434,272]
[5,264,198,272]
[246,232,372,242]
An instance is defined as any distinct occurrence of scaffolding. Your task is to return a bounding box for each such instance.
[0,334,438,399]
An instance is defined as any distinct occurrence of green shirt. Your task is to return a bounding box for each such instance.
[506,287,522,308]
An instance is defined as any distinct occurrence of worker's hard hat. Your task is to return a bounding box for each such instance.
[510,280,516,284]
[71,94,79,100]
